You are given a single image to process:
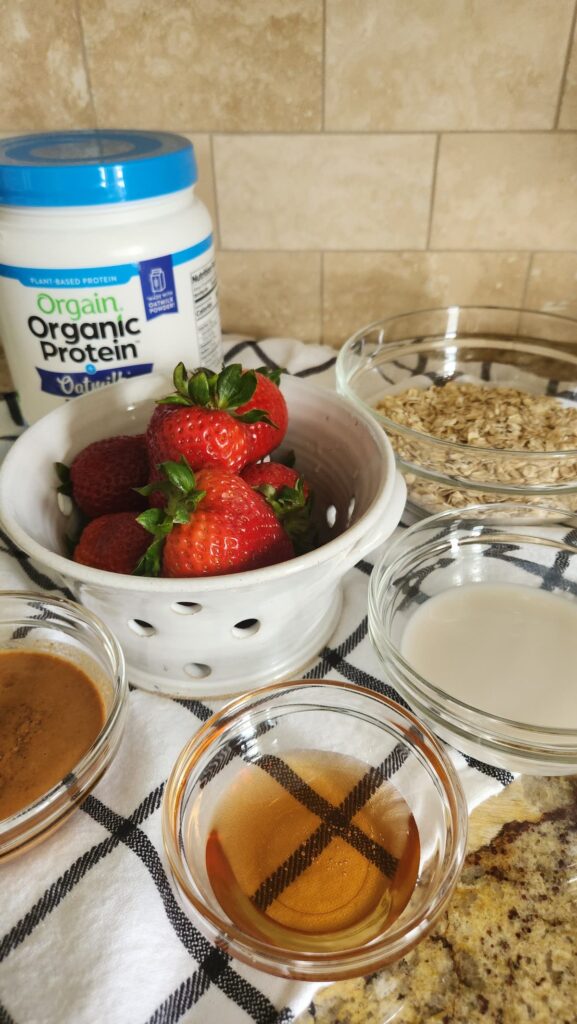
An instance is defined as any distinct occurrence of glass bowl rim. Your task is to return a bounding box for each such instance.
[369,502,577,743]
[391,452,577,498]
[336,304,577,460]
[0,590,127,855]
[162,677,469,976]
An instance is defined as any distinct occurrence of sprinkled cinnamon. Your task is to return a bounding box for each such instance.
[0,650,105,819]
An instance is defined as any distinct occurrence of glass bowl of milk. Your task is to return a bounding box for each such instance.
[368,503,577,775]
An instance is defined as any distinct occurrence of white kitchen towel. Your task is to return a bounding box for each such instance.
[0,339,513,1024]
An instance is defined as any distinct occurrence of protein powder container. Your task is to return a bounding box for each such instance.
[0,130,222,424]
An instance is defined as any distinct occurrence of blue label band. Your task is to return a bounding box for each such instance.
[139,253,178,321]
[0,235,213,288]
[36,363,153,396]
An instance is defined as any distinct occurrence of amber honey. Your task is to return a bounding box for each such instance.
[205,749,420,952]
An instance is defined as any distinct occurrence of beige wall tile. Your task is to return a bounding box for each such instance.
[325,0,573,131]
[217,252,321,343]
[81,0,322,131]
[431,134,577,251]
[214,135,436,251]
[182,134,218,245]
[559,21,577,128]
[525,253,577,319]
[323,252,530,347]
[0,0,92,130]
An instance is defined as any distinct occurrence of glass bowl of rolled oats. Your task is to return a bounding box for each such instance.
[336,306,577,519]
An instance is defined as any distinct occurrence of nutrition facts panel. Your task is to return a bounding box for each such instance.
[191,259,221,367]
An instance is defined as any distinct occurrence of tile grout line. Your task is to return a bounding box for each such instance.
[520,252,536,309]
[209,134,223,251]
[320,251,325,345]
[74,0,98,128]
[146,128,577,139]
[214,247,574,256]
[554,0,577,129]
[425,134,441,250]
[321,0,327,132]
[1,125,576,138]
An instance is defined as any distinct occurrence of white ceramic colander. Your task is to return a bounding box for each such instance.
[0,372,405,698]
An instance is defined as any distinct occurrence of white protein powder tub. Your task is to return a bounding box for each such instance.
[0,130,223,424]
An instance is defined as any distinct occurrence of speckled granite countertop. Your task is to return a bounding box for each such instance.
[295,775,577,1024]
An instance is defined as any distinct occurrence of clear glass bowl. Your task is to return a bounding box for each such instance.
[0,591,127,859]
[336,306,577,519]
[368,504,577,775]
[162,679,467,981]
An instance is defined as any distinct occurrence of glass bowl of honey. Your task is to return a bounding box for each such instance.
[369,503,577,776]
[162,679,467,981]
[0,590,127,859]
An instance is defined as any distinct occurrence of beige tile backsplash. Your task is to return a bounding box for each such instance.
[80,0,323,132]
[217,252,322,343]
[0,0,92,130]
[183,134,219,243]
[431,134,577,251]
[214,134,436,250]
[325,0,574,131]
[525,253,577,318]
[1,0,577,350]
[323,252,531,348]
[559,20,577,127]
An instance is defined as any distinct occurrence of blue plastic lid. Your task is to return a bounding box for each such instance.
[0,130,197,207]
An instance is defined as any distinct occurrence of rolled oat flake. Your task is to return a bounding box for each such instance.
[0,130,223,424]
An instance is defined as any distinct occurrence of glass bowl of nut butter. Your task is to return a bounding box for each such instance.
[0,591,127,859]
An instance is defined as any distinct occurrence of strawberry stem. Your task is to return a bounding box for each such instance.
[255,478,318,555]
[155,362,275,425]
[133,457,206,576]
[255,365,285,387]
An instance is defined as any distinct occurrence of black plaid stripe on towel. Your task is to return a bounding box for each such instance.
[0,338,512,1024]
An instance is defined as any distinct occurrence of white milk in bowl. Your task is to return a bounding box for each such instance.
[401,582,577,728]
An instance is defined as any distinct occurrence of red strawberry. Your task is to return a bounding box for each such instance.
[241,461,310,497]
[147,403,249,475]
[145,363,282,475]
[241,461,317,556]
[236,368,288,461]
[73,512,151,574]
[58,434,149,519]
[135,459,294,578]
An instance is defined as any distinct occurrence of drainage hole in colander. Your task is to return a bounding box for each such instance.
[326,504,337,528]
[57,493,73,516]
[232,618,260,638]
[184,662,211,679]
[171,601,202,615]
[128,619,156,637]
